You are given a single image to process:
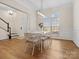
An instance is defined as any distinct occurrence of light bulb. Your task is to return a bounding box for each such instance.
[8,10,13,15]
[37,11,46,18]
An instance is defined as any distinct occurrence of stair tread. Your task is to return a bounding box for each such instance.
[11,33,18,34]
[11,34,19,36]
[11,35,19,37]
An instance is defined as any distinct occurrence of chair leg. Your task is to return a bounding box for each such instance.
[32,43,35,56]
[49,39,52,48]
[47,39,52,49]
[38,41,41,51]
[41,40,43,53]
[24,41,27,53]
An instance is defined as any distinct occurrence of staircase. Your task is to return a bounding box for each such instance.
[0,17,19,40]
[11,33,19,38]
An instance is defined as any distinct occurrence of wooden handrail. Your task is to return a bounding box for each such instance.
[0,17,11,39]
[0,17,9,32]
[0,17,8,24]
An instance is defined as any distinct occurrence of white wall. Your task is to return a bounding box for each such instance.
[0,0,37,31]
[73,0,79,47]
[14,11,28,36]
[0,0,37,39]
[59,3,73,40]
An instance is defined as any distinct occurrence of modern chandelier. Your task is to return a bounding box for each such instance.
[37,0,46,18]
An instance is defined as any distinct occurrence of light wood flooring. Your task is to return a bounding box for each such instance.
[0,38,79,59]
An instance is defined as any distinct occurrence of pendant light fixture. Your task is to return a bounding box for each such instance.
[37,0,46,18]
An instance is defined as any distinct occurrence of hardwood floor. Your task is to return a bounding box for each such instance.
[0,38,79,59]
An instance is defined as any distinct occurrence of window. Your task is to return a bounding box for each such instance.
[43,14,60,33]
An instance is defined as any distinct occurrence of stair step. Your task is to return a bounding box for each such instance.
[11,33,17,34]
[8,32,19,38]
[11,35,19,36]
[11,36,18,37]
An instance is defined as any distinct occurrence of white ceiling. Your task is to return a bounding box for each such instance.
[13,0,72,10]
[29,0,72,9]
[0,3,14,11]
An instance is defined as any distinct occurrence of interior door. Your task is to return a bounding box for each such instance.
[19,14,28,36]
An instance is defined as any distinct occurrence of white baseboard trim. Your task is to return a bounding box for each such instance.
[73,40,79,47]
[0,35,8,40]
[0,37,8,40]
[51,36,72,40]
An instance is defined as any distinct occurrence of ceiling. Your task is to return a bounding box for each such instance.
[14,0,73,10]
[29,0,72,9]
[0,3,14,11]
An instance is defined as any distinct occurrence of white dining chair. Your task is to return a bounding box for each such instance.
[24,33,41,56]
